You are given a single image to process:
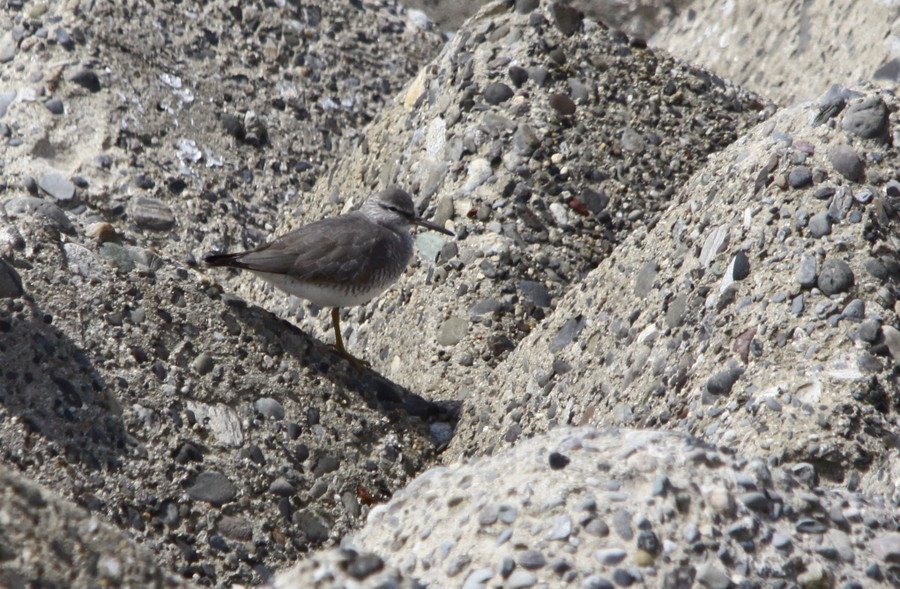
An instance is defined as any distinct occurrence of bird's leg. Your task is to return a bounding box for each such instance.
[331,307,370,369]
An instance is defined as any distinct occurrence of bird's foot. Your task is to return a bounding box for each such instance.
[332,346,371,371]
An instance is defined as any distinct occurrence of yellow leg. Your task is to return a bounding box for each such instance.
[330,308,370,369]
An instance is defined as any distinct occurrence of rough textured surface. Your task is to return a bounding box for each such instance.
[0,464,185,588]
[447,85,900,503]
[307,428,899,588]
[652,0,900,105]
[0,0,445,586]
[1,0,899,587]
[261,0,770,407]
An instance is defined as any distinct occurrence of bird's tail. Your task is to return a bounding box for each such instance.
[203,252,245,268]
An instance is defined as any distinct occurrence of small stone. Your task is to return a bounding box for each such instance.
[582,576,614,589]
[550,2,583,35]
[484,82,514,105]
[86,222,117,242]
[269,477,296,496]
[818,259,854,295]
[611,568,635,586]
[706,367,743,395]
[739,492,769,512]
[841,299,864,320]
[696,562,731,589]
[813,186,837,200]
[437,317,468,346]
[191,352,214,375]
[254,397,285,420]
[130,197,175,231]
[550,315,584,352]
[797,255,818,287]
[549,93,576,115]
[217,515,252,541]
[871,533,900,563]
[611,509,633,541]
[730,251,750,280]
[500,555,516,578]
[515,0,540,14]
[186,472,238,506]
[548,452,570,470]
[594,548,627,565]
[772,532,792,550]
[585,518,609,536]
[0,258,24,298]
[508,570,537,588]
[518,280,551,307]
[882,326,900,360]
[807,212,832,237]
[796,519,829,534]
[44,98,64,114]
[788,166,813,188]
[509,66,529,87]
[829,145,864,182]
[512,124,540,155]
[463,568,494,589]
[346,553,384,579]
[842,97,890,140]
[38,173,75,202]
[518,550,546,569]
[69,69,101,93]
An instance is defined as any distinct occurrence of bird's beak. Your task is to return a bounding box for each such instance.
[413,217,454,236]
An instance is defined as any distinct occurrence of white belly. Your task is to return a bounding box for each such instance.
[250,271,388,307]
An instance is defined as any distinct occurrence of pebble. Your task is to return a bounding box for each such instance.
[549,93,576,115]
[345,552,384,579]
[518,280,551,307]
[254,397,285,420]
[788,166,812,188]
[462,567,493,589]
[841,96,890,139]
[841,299,864,320]
[706,367,743,395]
[807,212,832,237]
[509,66,529,88]
[484,82,514,105]
[550,315,585,352]
[86,222,117,242]
[269,477,297,496]
[38,173,75,202]
[517,550,546,569]
[44,98,64,114]
[829,145,864,181]
[797,255,818,287]
[611,509,633,540]
[0,33,15,63]
[882,326,900,359]
[696,562,731,589]
[582,576,614,589]
[186,471,238,506]
[729,251,750,280]
[69,69,101,93]
[129,196,176,230]
[817,259,854,295]
[870,532,900,562]
[594,548,626,565]
[738,492,769,512]
[611,568,635,586]
[0,258,24,298]
[550,2,583,36]
[191,352,214,375]
[813,186,836,200]
[507,569,537,588]
[437,317,468,345]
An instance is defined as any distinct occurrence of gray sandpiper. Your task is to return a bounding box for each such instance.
[204,187,453,367]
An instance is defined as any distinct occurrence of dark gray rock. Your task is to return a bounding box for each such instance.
[829,145,864,181]
[730,251,750,280]
[517,549,546,569]
[69,69,101,92]
[549,93,576,115]
[38,173,75,202]
[484,82,514,105]
[706,367,744,396]
[4,196,75,234]
[841,97,890,140]
[187,472,238,506]
[550,315,585,352]
[518,281,551,307]
[788,166,812,188]
[807,212,832,237]
[550,3,583,36]
[129,197,176,231]
[818,259,854,295]
[0,258,24,298]
[44,98,64,114]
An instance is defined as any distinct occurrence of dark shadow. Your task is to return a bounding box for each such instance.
[0,295,126,471]
[207,284,462,447]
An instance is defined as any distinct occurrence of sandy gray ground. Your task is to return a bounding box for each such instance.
[0,0,898,587]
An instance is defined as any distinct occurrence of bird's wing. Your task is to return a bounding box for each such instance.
[232,215,404,286]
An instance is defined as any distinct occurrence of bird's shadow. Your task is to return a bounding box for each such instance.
[210,287,461,446]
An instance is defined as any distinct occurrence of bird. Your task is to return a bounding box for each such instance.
[204,187,454,368]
